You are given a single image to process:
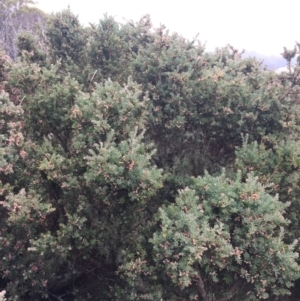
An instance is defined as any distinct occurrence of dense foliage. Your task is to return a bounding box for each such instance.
[1,6,300,301]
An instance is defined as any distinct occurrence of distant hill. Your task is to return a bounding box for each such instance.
[242,50,297,72]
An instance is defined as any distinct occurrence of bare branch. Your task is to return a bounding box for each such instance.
[47,291,65,301]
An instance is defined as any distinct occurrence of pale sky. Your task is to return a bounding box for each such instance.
[35,0,299,56]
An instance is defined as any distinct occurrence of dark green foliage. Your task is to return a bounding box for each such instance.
[45,9,91,88]
[0,54,162,299]
[88,15,133,83]
[17,33,46,65]
[1,7,300,301]
[151,171,299,300]
[46,9,87,65]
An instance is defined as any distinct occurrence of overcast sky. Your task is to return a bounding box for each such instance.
[35,0,299,56]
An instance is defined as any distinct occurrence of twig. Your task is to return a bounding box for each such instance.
[47,291,65,301]
[90,70,97,82]
[279,69,300,102]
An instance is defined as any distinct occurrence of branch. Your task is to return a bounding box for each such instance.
[215,282,238,301]
[279,83,296,102]
[47,291,65,301]
[90,70,97,82]
[279,69,300,102]
[195,263,237,301]
[195,263,210,301]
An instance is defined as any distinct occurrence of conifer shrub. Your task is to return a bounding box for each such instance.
[1,7,300,301]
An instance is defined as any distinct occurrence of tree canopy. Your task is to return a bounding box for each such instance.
[1,6,300,301]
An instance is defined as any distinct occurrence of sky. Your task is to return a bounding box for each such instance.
[34,0,299,56]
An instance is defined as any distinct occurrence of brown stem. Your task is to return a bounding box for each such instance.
[196,263,210,301]
[279,69,300,102]
[279,84,295,102]
[195,263,237,301]
[215,283,237,301]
